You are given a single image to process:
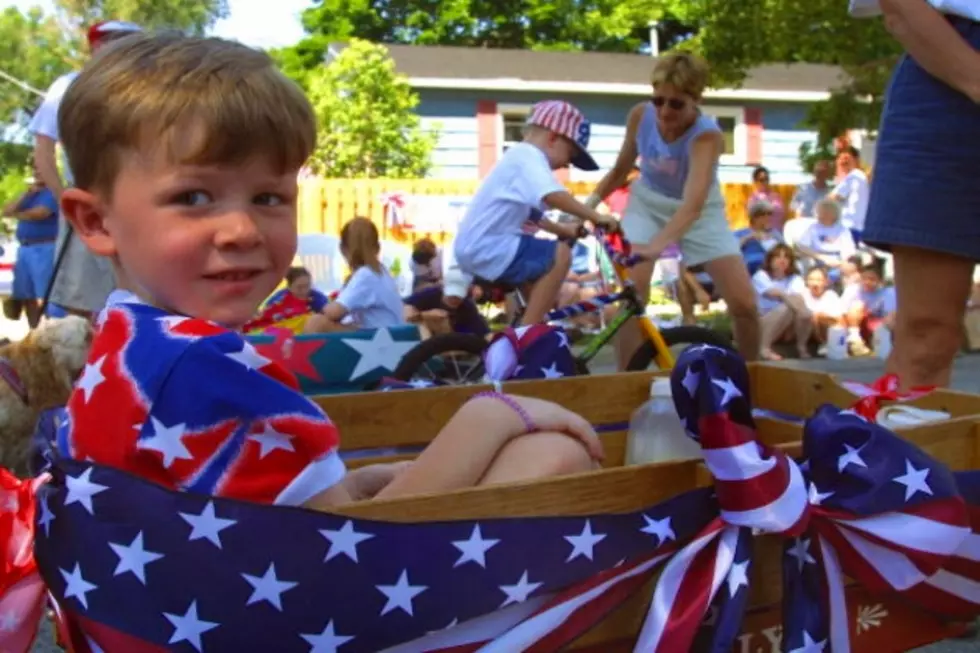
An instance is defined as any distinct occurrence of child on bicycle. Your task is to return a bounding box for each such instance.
[56,33,601,514]
[454,100,618,325]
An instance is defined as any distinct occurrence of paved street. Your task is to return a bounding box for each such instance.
[13,314,979,651]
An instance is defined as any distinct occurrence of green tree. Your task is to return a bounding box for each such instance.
[0,0,229,173]
[663,0,900,168]
[276,0,678,79]
[305,39,437,178]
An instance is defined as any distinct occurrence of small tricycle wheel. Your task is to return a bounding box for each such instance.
[392,333,489,385]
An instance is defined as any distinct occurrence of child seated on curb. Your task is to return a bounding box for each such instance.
[454,100,618,326]
[243,265,328,333]
[404,266,490,338]
[57,33,602,510]
[303,217,405,333]
[842,261,896,356]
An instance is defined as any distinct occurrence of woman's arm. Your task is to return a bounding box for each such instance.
[587,103,645,206]
[880,0,980,102]
[635,132,723,259]
[315,301,358,331]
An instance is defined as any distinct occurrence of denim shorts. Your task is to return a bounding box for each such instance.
[12,241,55,300]
[498,235,559,285]
[862,15,980,260]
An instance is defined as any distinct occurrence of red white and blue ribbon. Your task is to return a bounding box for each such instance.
[1,346,979,651]
[380,191,408,229]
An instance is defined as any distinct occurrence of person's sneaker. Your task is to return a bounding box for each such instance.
[849,340,872,356]
[817,345,828,357]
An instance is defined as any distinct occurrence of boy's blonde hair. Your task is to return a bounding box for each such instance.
[650,52,711,99]
[59,32,316,195]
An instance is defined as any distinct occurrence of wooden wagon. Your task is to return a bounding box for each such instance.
[324,364,980,652]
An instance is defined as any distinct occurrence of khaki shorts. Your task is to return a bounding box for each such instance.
[49,215,115,314]
[621,180,740,267]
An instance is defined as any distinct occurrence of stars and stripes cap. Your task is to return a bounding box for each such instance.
[87,20,143,46]
[526,100,599,171]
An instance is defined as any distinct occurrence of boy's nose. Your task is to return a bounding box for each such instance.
[215,209,263,248]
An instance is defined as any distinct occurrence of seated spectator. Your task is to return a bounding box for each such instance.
[244,266,330,334]
[842,260,896,356]
[801,267,844,356]
[404,268,490,339]
[411,238,442,291]
[304,218,406,333]
[738,199,783,276]
[795,198,856,283]
[558,234,603,330]
[752,244,812,361]
[677,260,717,326]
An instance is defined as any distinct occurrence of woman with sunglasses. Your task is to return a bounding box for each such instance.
[852,0,980,390]
[587,52,759,369]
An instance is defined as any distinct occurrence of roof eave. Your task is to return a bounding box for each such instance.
[406,76,832,102]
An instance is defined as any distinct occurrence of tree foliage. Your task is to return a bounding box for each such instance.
[304,39,436,178]
[665,0,900,168]
[0,0,228,180]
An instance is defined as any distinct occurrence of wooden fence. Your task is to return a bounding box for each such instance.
[297,179,798,245]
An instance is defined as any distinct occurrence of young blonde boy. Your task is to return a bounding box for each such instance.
[454,100,618,325]
[56,33,601,511]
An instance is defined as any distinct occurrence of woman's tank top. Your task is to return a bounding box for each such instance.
[636,103,721,200]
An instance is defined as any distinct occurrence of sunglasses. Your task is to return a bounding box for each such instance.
[651,96,686,111]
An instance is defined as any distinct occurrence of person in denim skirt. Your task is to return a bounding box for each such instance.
[853,0,980,389]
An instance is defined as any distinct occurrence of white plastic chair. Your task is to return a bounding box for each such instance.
[296,234,345,294]
[782,217,816,249]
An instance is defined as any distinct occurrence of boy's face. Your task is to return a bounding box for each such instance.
[860,270,881,293]
[544,133,576,170]
[62,145,299,329]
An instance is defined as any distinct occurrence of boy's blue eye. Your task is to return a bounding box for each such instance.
[173,190,211,206]
[255,193,287,207]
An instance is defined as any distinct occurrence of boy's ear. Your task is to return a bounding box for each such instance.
[61,188,117,258]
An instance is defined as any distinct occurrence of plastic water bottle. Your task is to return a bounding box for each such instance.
[872,323,892,360]
[625,378,703,465]
[825,326,849,360]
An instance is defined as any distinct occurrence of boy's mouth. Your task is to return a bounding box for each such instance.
[205,269,263,282]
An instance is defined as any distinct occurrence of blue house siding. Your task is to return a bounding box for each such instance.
[414,89,819,185]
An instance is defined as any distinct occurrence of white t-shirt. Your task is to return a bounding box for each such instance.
[797,222,857,260]
[454,142,565,280]
[803,288,844,318]
[832,169,870,231]
[752,269,805,315]
[335,266,406,329]
[29,72,79,184]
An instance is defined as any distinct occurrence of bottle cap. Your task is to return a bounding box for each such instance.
[651,377,672,397]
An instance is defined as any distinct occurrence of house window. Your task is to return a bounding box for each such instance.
[499,104,531,155]
[701,106,747,166]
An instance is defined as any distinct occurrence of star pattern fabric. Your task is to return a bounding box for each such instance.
[60,295,345,507]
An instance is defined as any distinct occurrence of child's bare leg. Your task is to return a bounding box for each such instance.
[478,431,596,486]
[520,244,571,325]
[760,305,792,360]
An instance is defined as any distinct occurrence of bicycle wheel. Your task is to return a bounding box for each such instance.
[392,333,489,385]
[625,325,733,371]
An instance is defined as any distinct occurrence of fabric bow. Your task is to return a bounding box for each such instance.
[379,191,408,229]
[483,325,576,382]
[839,373,936,422]
[629,344,980,652]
